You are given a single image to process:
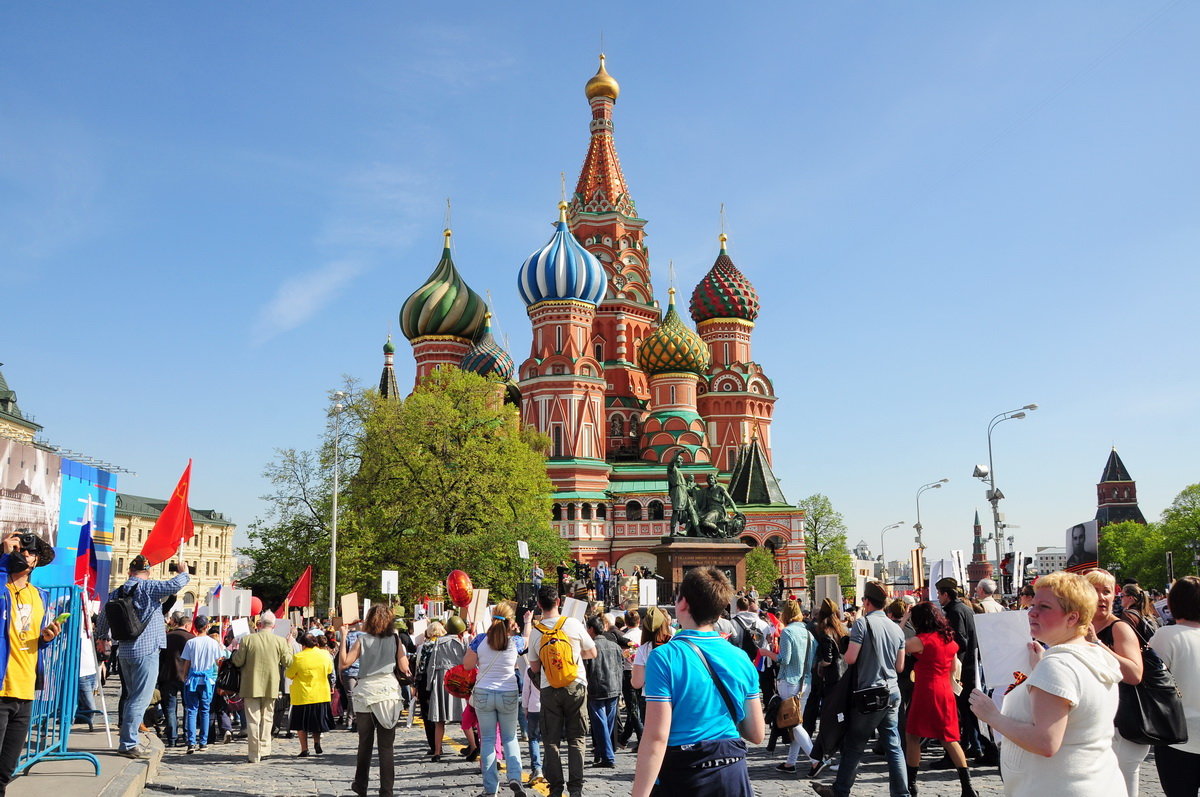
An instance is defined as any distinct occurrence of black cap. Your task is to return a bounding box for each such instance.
[129,555,151,573]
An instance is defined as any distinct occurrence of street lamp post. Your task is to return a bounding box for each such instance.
[977,404,1038,582]
[328,391,347,615]
[913,479,950,550]
[879,521,905,587]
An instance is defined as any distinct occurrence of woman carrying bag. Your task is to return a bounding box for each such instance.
[759,599,816,774]
[341,605,411,797]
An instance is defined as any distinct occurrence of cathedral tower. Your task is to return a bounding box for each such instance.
[567,55,659,461]
[690,234,777,473]
[379,335,399,399]
[399,229,487,387]
[516,202,611,493]
[966,509,994,591]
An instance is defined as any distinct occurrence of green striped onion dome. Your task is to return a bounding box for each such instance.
[460,313,514,381]
[400,230,487,341]
[689,234,760,323]
[637,290,711,376]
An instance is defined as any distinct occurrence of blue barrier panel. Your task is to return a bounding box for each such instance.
[17,585,100,776]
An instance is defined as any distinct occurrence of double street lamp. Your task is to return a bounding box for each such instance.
[328,391,348,616]
[913,479,950,550]
[974,404,1038,581]
[878,521,906,587]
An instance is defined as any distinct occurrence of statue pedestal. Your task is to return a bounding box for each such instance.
[650,537,752,604]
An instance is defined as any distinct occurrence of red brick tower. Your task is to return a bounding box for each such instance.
[690,234,777,473]
[966,509,994,591]
[567,55,659,461]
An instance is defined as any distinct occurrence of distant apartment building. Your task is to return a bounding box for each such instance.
[1036,546,1068,576]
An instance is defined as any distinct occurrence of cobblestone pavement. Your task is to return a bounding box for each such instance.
[146,717,1168,797]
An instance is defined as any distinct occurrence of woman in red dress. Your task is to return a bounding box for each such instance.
[904,601,976,797]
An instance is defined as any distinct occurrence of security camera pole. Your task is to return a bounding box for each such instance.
[979,404,1038,591]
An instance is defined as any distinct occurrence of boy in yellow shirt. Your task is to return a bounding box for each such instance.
[0,529,62,793]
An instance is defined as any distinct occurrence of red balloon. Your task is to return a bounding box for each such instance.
[250,596,263,616]
[447,570,473,607]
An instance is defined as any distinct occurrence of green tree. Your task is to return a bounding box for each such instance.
[799,493,854,597]
[1161,484,1200,583]
[744,546,780,596]
[340,368,567,603]
[1099,520,1167,588]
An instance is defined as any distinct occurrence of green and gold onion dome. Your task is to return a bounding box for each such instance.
[460,312,515,381]
[400,229,487,341]
[637,289,712,376]
[584,54,620,101]
[689,233,760,323]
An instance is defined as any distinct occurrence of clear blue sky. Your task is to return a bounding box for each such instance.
[4,3,1197,564]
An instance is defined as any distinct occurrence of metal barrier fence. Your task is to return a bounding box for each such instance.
[17,585,99,776]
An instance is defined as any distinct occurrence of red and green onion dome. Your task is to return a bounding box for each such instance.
[400,229,487,341]
[689,234,760,324]
[460,312,515,381]
[637,289,711,376]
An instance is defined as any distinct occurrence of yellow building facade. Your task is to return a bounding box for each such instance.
[109,492,237,607]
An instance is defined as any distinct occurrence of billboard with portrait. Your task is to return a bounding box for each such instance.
[1064,520,1099,573]
[0,438,61,544]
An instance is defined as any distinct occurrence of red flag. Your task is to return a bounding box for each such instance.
[141,460,195,566]
[275,565,313,615]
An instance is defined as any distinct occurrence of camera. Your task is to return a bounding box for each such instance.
[16,531,39,552]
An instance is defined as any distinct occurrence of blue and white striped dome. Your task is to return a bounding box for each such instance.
[517,202,608,307]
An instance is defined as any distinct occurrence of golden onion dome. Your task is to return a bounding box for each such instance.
[584,54,620,101]
[637,289,711,377]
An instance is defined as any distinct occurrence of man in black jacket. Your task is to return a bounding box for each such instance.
[934,577,997,767]
[158,612,193,747]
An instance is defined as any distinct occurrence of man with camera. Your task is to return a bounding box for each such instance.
[111,555,189,758]
[0,529,62,793]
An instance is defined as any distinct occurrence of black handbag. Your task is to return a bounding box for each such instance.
[851,614,892,714]
[216,659,241,696]
[1114,618,1187,746]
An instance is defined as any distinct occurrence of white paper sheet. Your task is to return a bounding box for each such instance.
[561,596,588,623]
[273,619,292,638]
[638,579,657,608]
[975,610,1034,691]
[381,570,398,594]
[230,617,252,639]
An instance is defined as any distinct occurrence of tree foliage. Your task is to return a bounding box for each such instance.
[799,493,854,596]
[1098,483,1200,591]
[239,370,567,611]
[744,546,780,596]
[339,368,566,604]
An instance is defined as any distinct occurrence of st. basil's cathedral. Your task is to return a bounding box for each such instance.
[386,56,807,593]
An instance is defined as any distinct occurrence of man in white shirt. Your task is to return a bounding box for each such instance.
[177,617,227,752]
[974,579,1004,613]
[729,596,771,649]
[528,586,597,797]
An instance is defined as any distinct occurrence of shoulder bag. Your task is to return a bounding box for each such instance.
[851,614,892,714]
[1114,617,1188,746]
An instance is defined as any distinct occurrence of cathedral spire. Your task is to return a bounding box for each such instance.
[379,335,399,399]
[571,55,636,218]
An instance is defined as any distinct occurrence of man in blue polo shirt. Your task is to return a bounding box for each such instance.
[631,566,764,797]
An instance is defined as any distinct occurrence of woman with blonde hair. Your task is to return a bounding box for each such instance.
[969,572,1124,797]
[1084,569,1148,797]
[341,605,410,797]
[462,601,527,797]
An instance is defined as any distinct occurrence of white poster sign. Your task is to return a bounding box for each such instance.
[517,540,530,560]
[561,596,588,623]
[230,617,252,640]
[381,570,398,594]
[975,610,1034,691]
[638,578,658,608]
[950,550,967,591]
[273,619,292,638]
[813,574,840,609]
[411,619,428,647]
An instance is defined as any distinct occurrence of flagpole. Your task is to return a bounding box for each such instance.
[328,394,346,615]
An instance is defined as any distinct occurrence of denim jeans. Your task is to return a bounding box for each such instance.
[832,691,908,797]
[588,697,618,763]
[473,688,523,793]
[525,709,542,771]
[76,674,100,726]
[118,653,158,751]
[159,682,182,743]
[183,675,215,746]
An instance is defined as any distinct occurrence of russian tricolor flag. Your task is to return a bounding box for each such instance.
[74,504,99,600]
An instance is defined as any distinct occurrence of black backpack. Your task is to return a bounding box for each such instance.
[104,584,147,642]
[733,615,763,661]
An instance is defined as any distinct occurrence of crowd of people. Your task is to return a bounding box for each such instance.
[77,552,1200,797]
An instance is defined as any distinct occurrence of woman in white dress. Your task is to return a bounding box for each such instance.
[969,571,1124,797]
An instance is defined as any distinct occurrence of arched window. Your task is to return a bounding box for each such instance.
[648,500,665,520]
[629,416,641,437]
[582,503,593,520]
[566,504,577,520]
[626,501,643,521]
[610,415,625,437]
[552,504,562,521]
[553,426,564,457]
[595,343,603,361]
[597,504,607,520]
